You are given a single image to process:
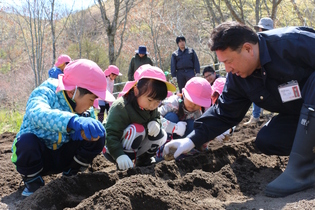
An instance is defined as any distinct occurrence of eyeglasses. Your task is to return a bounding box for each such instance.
[203,73,213,79]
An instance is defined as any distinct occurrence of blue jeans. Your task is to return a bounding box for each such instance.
[252,103,261,118]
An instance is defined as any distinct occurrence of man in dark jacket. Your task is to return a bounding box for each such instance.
[163,21,315,198]
[171,36,200,92]
[128,45,153,81]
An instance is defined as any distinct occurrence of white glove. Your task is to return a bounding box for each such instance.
[163,138,195,159]
[172,77,177,84]
[214,134,225,142]
[147,121,160,137]
[195,73,202,77]
[174,121,187,136]
[116,154,134,170]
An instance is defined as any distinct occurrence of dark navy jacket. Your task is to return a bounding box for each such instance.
[171,47,200,77]
[187,26,315,148]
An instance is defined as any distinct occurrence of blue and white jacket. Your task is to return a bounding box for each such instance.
[15,78,95,150]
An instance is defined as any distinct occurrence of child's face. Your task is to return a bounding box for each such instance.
[134,86,161,111]
[183,97,201,112]
[109,73,118,81]
[73,90,97,114]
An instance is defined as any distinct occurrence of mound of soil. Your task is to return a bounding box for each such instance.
[1,114,315,209]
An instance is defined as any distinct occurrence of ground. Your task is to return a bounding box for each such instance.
[1,114,315,210]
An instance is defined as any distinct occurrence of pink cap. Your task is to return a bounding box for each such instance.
[104,65,122,76]
[55,54,71,67]
[167,91,173,98]
[118,81,136,98]
[182,77,212,107]
[212,77,226,95]
[56,59,115,102]
[122,64,176,96]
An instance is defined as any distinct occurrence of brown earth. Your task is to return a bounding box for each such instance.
[1,114,315,210]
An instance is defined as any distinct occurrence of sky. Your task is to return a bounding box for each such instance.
[0,0,96,12]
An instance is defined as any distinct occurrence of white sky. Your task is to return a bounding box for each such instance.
[0,0,96,11]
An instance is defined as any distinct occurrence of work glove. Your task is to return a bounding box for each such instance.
[195,73,202,77]
[116,154,134,170]
[214,129,231,142]
[172,77,177,84]
[68,116,105,141]
[147,121,160,137]
[173,121,187,136]
[163,137,195,159]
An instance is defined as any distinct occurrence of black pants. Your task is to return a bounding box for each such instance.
[177,70,195,93]
[14,133,105,176]
[255,71,315,156]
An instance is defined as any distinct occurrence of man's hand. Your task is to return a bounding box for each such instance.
[172,77,177,84]
[162,138,195,159]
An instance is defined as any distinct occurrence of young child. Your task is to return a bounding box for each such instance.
[48,54,71,79]
[156,77,212,160]
[11,59,114,196]
[97,65,122,122]
[103,64,176,170]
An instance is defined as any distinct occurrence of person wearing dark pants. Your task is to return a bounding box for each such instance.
[163,21,315,198]
[11,59,113,196]
[171,36,200,93]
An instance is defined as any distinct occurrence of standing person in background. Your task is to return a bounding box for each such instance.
[97,65,122,123]
[127,45,153,81]
[48,54,71,79]
[202,65,222,85]
[171,36,200,93]
[244,17,274,125]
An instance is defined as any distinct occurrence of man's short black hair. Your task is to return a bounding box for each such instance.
[203,66,215,75]
[176,36,186,44]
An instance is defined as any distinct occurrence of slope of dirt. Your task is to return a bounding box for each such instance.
[1,114,315,209]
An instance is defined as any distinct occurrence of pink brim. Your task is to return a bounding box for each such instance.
[182,88,211,108]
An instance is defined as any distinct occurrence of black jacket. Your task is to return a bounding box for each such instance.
[187,26,315,148]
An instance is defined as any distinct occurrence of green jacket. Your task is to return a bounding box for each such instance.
[127,54,153,81]
[105,96,160,160]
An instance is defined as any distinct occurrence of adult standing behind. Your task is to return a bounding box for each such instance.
[171,36,200,93]
[127,45,153,81]
[202,65,221,85]
[244,17,274,125]
[48,54,71,79]
[163,21,315,198]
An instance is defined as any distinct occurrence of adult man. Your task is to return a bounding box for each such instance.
[171,36,200,92]
[244,17,274,125]
[202,65,221,85]
[128,45,153,81]
[163,21,315,197]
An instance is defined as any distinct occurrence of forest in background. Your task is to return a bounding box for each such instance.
[0,0,315,111]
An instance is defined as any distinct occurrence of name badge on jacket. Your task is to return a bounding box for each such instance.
[278,80,302,103]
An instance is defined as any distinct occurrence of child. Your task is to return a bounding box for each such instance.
[48,54,71,79]
[11,59,114,196]
[103,64,176,170]
[97,65,122,123]
[156,77,212,160]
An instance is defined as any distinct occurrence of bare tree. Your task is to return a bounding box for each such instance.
[12,0,49,87]
[96,0,135,65]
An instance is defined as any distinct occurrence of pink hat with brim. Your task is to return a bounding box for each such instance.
[104,65,122,77]
[182,77,212,107]
[122,64,176,96]
[56,59,115,102]
[118,81,136,98]
[212,77,226,95]
[55,54,71,67]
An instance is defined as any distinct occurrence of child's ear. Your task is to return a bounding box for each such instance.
[66,90,75,99]
[134,86,139,97]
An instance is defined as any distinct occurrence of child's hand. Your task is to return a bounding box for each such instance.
[68,116,105,140]
[174,121,187,136]
[116,154,134,170]
[147,121,160,137]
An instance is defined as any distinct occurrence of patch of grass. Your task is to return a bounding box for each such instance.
[0,109,24,134]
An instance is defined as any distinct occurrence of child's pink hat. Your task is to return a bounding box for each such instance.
[118,81,135,98]
[182,77,212,107]
[104,65,122,76]
[167,91,173,98]
[56,59,115,102]
[122,64,176,96]
[212,77,226,95]
[55,54,71,67]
